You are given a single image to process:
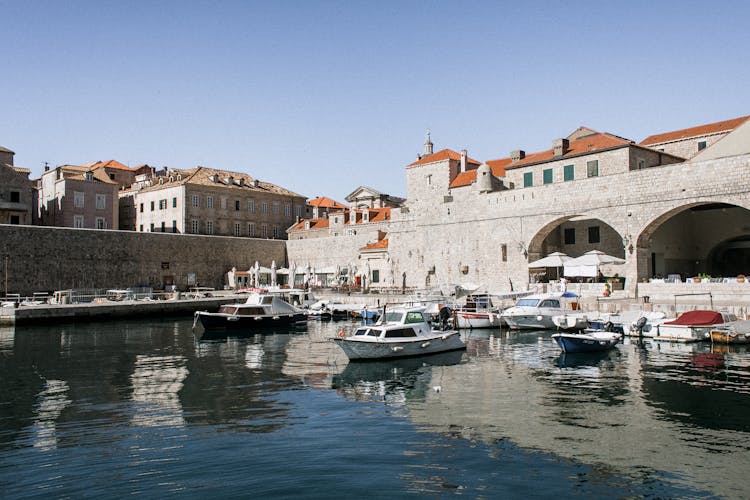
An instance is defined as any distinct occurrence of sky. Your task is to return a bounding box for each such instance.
[2,1,750,202]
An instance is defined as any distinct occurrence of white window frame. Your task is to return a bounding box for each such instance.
[273,203,280,215]
[285,203,292,217]
[207,196,214,209]
[248,223,255,237]
[95,194,106,210]
[206,220,214,235]
[96,217,106,229]
[248,200,255,213]
[192,195,200,207]
[191,220,199,234]
[234,222,241,236]
[74,191,85,208]
[74,215,84,228]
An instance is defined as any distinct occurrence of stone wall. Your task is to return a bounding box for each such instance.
[0,225,286,295]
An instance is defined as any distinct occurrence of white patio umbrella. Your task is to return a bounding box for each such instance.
[288,261,297,287]
[528,252,572,281]
[254,261,260,288]
[271,260,277,287]
[564,250,625,278]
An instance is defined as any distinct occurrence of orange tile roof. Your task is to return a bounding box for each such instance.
[289,218,330,232]
[92,159,132,171]
[367,207,391,222]
[308,196,346,208]
[640,115,750,145]
[449,159,511,188]
[408,148,482,167]
[361,238,388,250]
[502,132,633,171]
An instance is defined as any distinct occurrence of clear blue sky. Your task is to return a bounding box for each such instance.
[2,1,749,202]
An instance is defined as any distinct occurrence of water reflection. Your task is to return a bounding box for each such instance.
[130,355,188,428]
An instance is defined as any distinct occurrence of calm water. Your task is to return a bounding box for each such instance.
[1,318,750,499]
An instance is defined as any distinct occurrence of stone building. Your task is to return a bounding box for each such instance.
[287,114,750,295]
[308,196,347,219]
[119,166,307,238]
[640,115,750,159]
[0,146,35,225]
[345,185,404,209]
[37,163,120,229]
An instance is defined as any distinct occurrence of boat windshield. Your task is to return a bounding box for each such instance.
[354,328,379,337]
[382,311,404,323]
[516,298,540,307]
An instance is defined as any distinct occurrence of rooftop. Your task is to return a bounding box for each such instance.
[640,115,750,145]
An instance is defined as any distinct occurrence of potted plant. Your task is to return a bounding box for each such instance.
[738,274,746,283]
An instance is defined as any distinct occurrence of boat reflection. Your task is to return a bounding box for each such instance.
[555,349,620,368]
[199,324,308,342]
[332,350,464,405]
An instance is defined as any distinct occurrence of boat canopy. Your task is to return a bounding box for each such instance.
[664,310,725,326]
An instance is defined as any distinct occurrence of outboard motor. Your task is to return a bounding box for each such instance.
[438,306,452,331]
[635,316,648,337]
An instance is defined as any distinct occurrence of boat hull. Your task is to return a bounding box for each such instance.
[552,331,621,353]
[455,311,502,329]
[196,312,308,330]
[334,332,465,360]
[503,314,556,330]
[653,324,708,342]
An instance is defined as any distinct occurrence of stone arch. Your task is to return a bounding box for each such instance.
[527,214,626,261]
[635,201,750,280]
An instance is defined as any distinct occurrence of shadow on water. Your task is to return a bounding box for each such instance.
[555,349,621,368]
[198,324,308,342]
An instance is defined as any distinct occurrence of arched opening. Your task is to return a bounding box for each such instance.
[527,216,625,283]
[637,203,750,280]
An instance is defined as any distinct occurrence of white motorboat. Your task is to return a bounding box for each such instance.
[333,306,465,360]
[501,292,575,330]
[454,294,503,329]
[552,329,622,353]
[652,310,741,343]
[552,312,589,332]
[194,292,307,330]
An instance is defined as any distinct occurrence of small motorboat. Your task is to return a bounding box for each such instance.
[501,292,575,330]
[653,310,740,343]
[552,329,622,353]
[194,292,307,330]
[708,320,750,344]
[552,312,589,332]
[454,294,503,329]
[333,306,465,360]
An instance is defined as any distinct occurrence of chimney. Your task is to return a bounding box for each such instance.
[553,138,569,157]
[460,149,467,172]
[510,150,525,162]
[44,162,50,172]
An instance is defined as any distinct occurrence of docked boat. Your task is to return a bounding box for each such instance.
[552,329,622,353]
[454,294,503,329]
[552,312,589,332]
[652,310,739,343]
[708,320,750,344]
[501,292,575,330]
[194,292,307,330]
[333,306,465,360]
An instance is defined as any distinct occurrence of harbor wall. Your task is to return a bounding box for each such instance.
[0,225,286,295]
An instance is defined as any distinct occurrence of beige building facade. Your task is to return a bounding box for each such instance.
[0,147,35,225]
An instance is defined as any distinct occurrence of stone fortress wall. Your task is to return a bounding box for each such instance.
[0,225,286,295]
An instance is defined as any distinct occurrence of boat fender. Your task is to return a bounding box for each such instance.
[536,315,543,321]
[421,342,431,348]
[338,330,347,338]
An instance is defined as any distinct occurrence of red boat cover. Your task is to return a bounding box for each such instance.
[664,310,724,326]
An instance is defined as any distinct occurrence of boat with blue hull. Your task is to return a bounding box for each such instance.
[552,329,622,353]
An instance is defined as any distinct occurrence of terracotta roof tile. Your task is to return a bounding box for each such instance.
[640,115,750,145]
[289,218,330,232]
[361,238,388,250]
[408,148,481,167]
[502,132,633,171]
[368,207,391,222]
[308,196,346,208]
[449,159,511,188]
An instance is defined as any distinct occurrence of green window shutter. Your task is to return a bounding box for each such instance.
[563,164,574,181]
[523,172,533,187]
[543,169,553,184]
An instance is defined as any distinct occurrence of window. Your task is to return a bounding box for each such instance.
[161,221,166,232]
[563,164,574,181]
[248,223,255,237]
[285,204,291,217]
[74,215,84,228]
[10,215,19,224]
[172,197,177,208]
[235,200,240,211]
[273,225,280,238]
[587,160,599,177]
[150,201,155,211]
[192,195,200,207]
[295,206,302,218]
[96,194,106,210]
[273,203,280,215]
[159,199,167,210]
[372,270,380,283]
[140,203,144,213]
[150,223,154,232]
[74,191,85,208]
[234,223,241,236]
[637,159,645,170]
[139,224,144,232]
[698,141,707,151]
[108,173,115,180]
[261,203,268,214]
[261,224,268,238]
[523,172,533,187]
[220,198,227,209]
[248,200,255,213]
[564,228,575,245]
[191,220,199,234]
[207,196,214,209]
[543,168,553,184]
[588,225,600,244]
[10,191,20,203]
[172,220,177,232]
[206,221,214,235]
[96,217,106,229]
[501,244,507,262]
